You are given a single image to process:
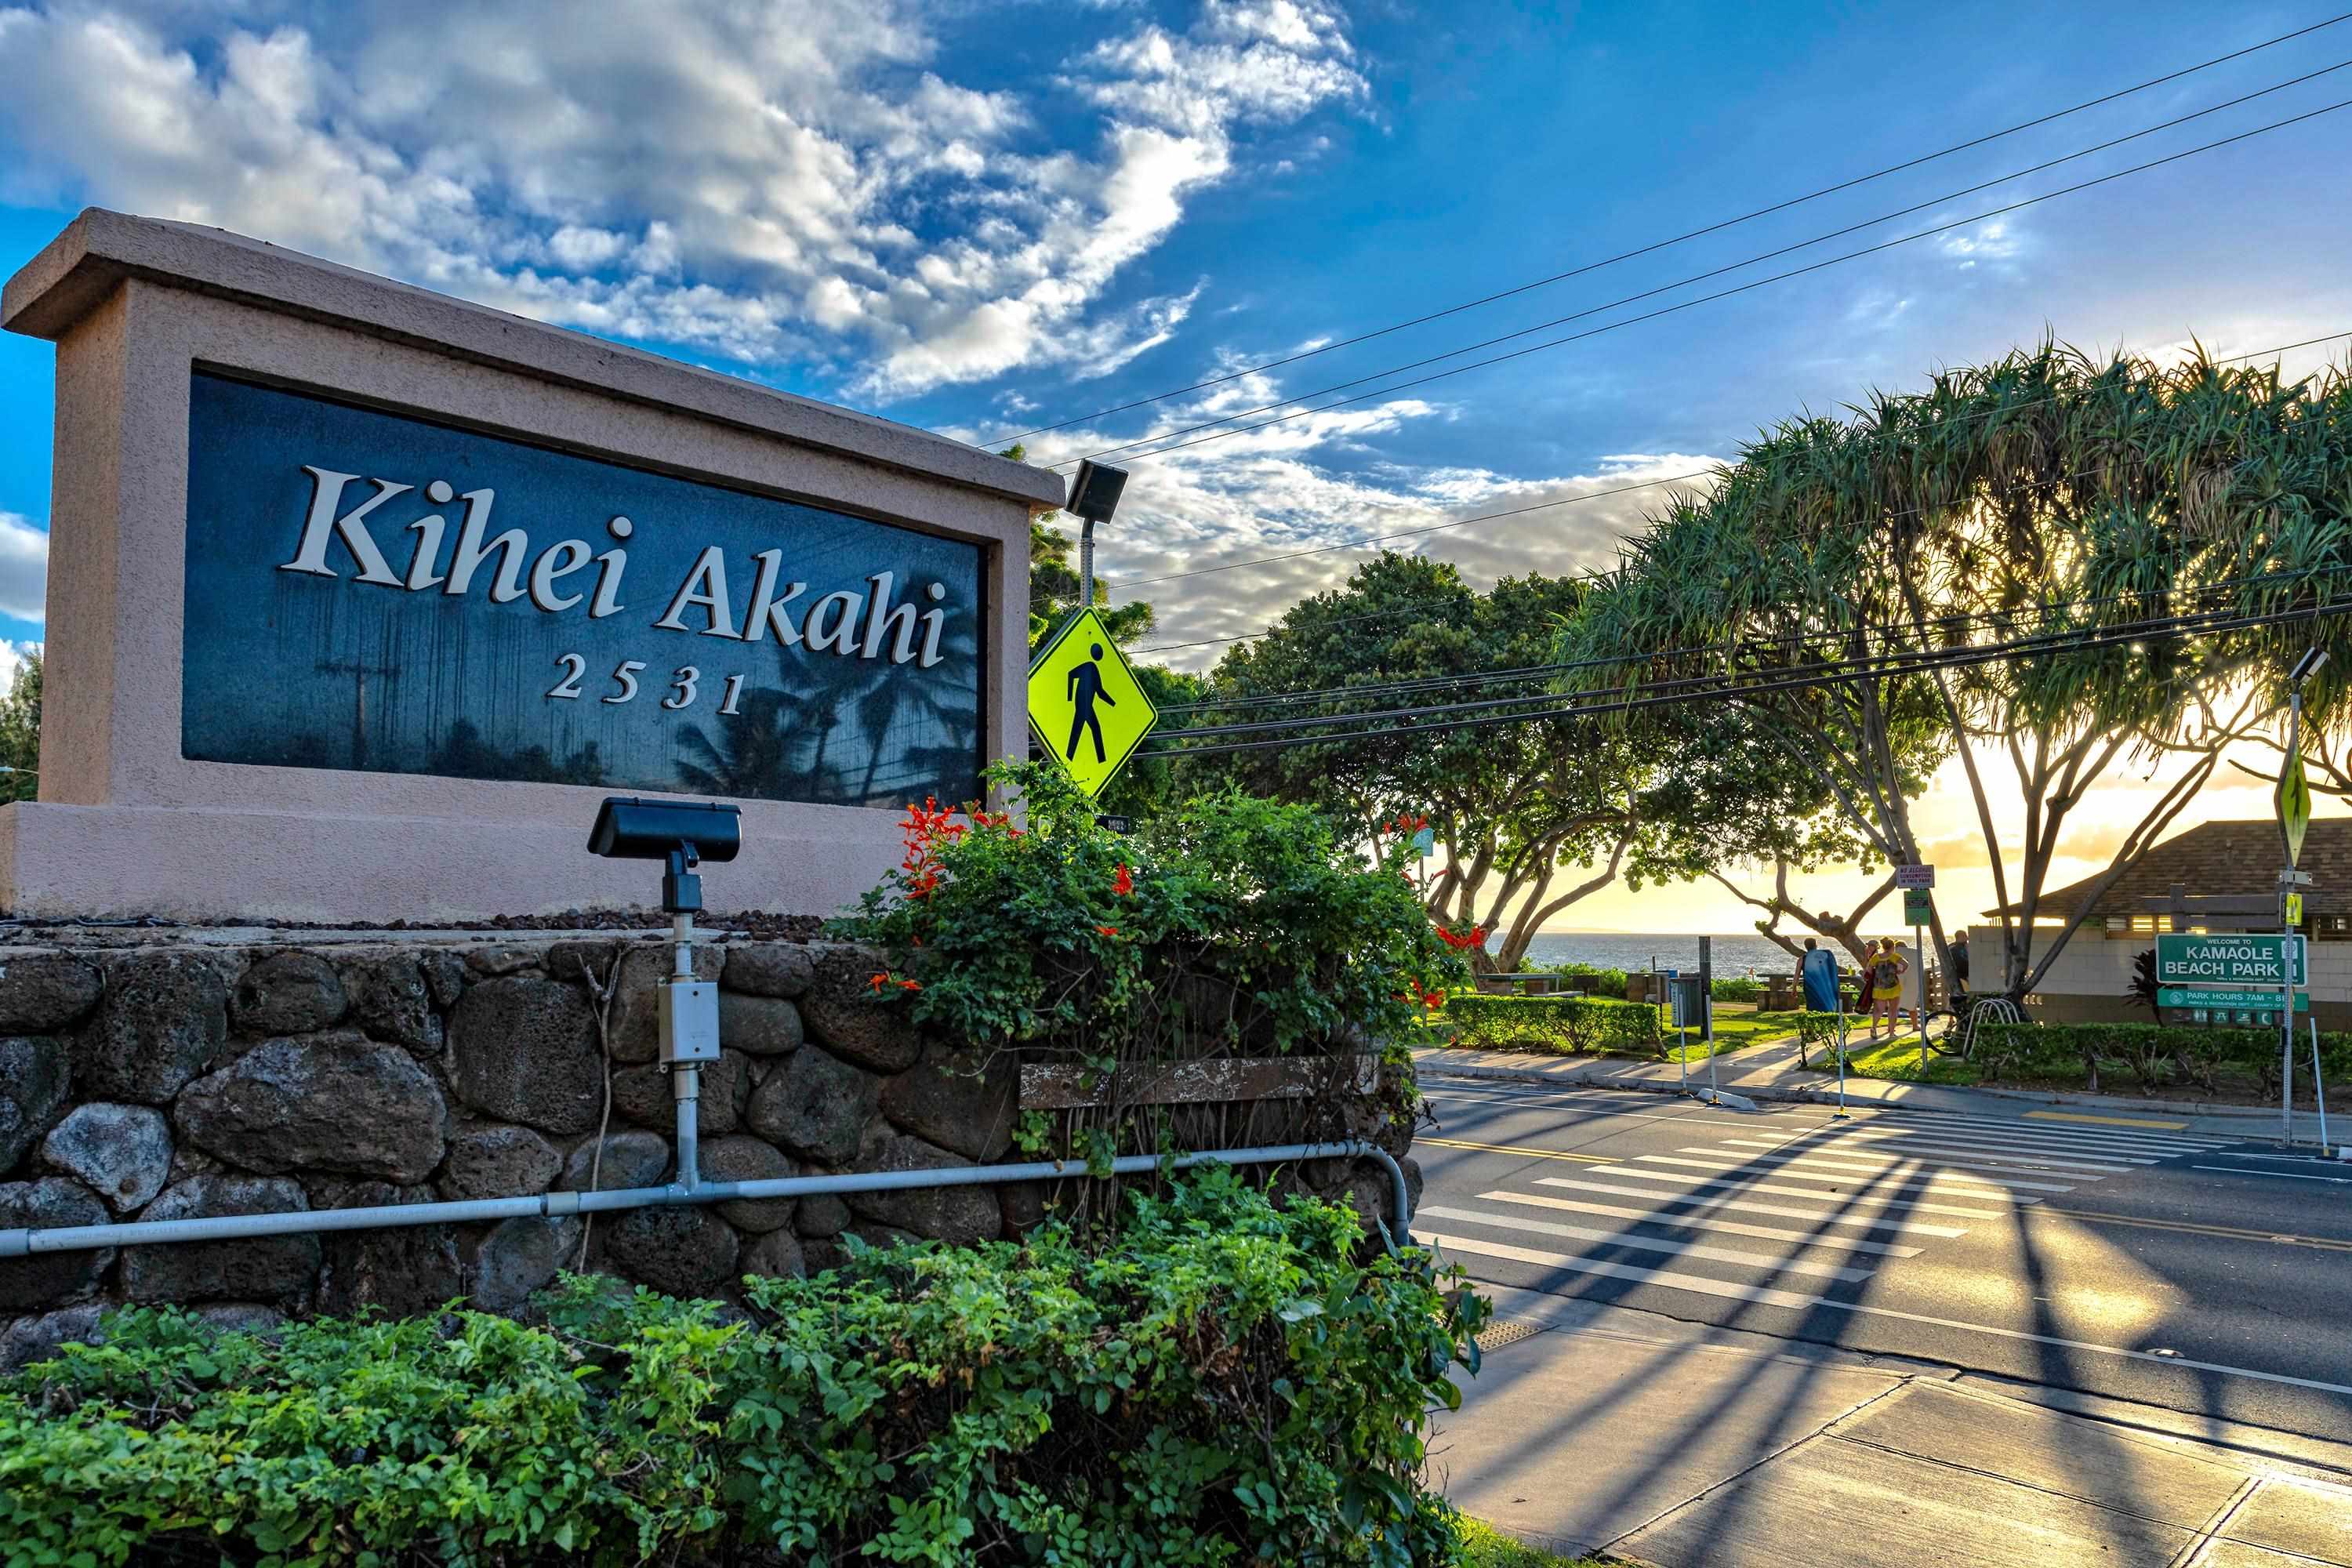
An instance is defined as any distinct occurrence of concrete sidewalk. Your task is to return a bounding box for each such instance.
[1441,1285,2352,1566]
[1410,1038,2347,1144]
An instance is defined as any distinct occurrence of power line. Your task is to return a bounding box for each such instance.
[1068,95,2352,474]
[1142,600,2350,759]
[1149,563,2352,713]
[1151,588,2322,742]
[1110,327,2352,615]
[1069,60,2352,470]
[988,10,2352,448]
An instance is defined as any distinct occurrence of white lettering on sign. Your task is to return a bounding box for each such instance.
[275,466,950,666]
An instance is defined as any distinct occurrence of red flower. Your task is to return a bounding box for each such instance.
[1422,989,1446,1008]
[1113,862,1134,897]
[1097,924,1120,938]
[869,973,888,993]
[899,978,922,992]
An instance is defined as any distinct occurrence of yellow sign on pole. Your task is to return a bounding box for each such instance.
[2287,891,2305,927]
[1028,609,1156,799]
[2278,741,2312,868]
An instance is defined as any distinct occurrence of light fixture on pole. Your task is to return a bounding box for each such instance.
[1065,459,1129,612]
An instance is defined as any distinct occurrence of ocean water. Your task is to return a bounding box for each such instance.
[1515,932,1846,978]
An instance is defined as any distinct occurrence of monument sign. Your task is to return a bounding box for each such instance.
[0,210,1062,921]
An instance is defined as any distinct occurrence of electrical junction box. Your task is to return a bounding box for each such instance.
[658,978,721,1064]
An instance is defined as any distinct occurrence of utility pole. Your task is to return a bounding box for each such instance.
[2279,648,2326,1145]
[316,655,402,771]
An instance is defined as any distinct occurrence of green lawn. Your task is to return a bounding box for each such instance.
[1805,1031,1981,1085]
[1458,1516,1613,1567]
[1661,1007,1808,1062]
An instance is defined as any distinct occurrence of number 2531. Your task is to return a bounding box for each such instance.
[548,654,743,714]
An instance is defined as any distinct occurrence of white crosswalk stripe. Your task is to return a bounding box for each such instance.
[1421,1100,2220,1314]
[1477,1189,1927,1257]
[1632,1151,2077,1194]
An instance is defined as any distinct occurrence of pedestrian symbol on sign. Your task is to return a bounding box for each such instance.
[1028,609,1156,799]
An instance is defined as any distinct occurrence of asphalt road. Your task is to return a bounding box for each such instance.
[1414,1075,2352,1446]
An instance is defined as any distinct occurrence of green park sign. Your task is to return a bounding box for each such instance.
[2157,985,2307,1013]
[2154,932,2305,988]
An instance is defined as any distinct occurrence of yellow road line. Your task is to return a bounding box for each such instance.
[1419,1137,1618,1165]
[2024,1109,2189,1131]
[2043,1207,2352,1253]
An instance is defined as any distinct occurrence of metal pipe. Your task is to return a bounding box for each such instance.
[671,909,701,1190]
[2314,1014,2332,1154]
[1079,515,1096,612]
[0,1140,1409,1258]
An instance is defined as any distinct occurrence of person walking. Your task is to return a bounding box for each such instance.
[1867,938,1907,1040]
[1063,642,1117,764]
[1949,929,1971,1008]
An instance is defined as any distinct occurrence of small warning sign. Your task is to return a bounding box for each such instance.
[1028,610,1156,798]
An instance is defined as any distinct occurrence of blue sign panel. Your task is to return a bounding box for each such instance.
[183,373,985,808]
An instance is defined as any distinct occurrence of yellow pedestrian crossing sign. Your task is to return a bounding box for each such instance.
[1029,609,1156,798]
[2278,741,2312,867]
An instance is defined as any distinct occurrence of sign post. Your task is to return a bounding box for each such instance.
[1897,866,1935,1073]
[2280,710,2313,1145]
[1027,609,1158,800]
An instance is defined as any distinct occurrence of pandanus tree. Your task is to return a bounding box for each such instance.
[1559,341,2352,1001]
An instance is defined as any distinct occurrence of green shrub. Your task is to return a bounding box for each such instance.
[1436,994,1664,1058]
[0,1172,1489,1568]
[833,761,1467,1070]
[1709,976,1763,1004]
[1536,961,1630,995]
[1973,1020,2352,1096]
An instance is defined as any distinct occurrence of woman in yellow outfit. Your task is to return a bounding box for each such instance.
[1866,938,1908,1040]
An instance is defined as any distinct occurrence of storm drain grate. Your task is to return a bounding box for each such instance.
[1474,1318,1547,1352]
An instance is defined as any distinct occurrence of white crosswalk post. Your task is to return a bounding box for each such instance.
[2313,1014,2332,1153]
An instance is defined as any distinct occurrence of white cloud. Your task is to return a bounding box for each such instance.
[0,0,1365,397]
[0,638,34,692]
[0,514,49,622]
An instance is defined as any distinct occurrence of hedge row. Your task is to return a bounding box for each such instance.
[1974,1021,2352,1097]
[0,1172,1486,1568]
[1436,995,1664,1057]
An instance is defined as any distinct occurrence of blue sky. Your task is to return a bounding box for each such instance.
[0,0,2347,923]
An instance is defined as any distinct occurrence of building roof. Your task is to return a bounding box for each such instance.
[1993,818,2352,921]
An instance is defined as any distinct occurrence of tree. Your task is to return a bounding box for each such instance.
[0,652,38,804]
[1561,342,2352,998]
[1190,554,1783,974]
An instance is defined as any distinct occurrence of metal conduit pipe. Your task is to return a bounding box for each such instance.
[0,1139,1413,1258]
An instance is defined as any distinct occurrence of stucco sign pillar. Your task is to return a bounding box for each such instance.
[0,209,1058,923]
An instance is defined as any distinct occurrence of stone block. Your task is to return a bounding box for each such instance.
[606,1206,739,1298]
[610,943,725,1065]
[463,946,546,978]
[0,951,101,1033]
[844,1126,999,1247]
[176,1030,448,1183]
[701,1135,796,1232]
[341,955,442,1054]
[544,940,624,990]
[0,1178,112,1311]
[439,1124,562,1200]
[797,944,921,1073]
[746,1044,880,1164]
[78,953,227,1105]
[611,1050,750,1134]
[795,1190,851,1239]
[314,1181,463,1319]
[419,950,470,1009]
[0,1302,107,1370]
[718,992,804,1056]
[449,977,604,1134]
[471,1214,583,1312]
[0,1035,71,1174]
[230,952,347,1036]
[561,1131,670,1193]
[119,1174,320,1305]
[39,1102,172,1213]
[879,1043,1016,1161]
[724,942,816,1000]
[741,1229,805,1281]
